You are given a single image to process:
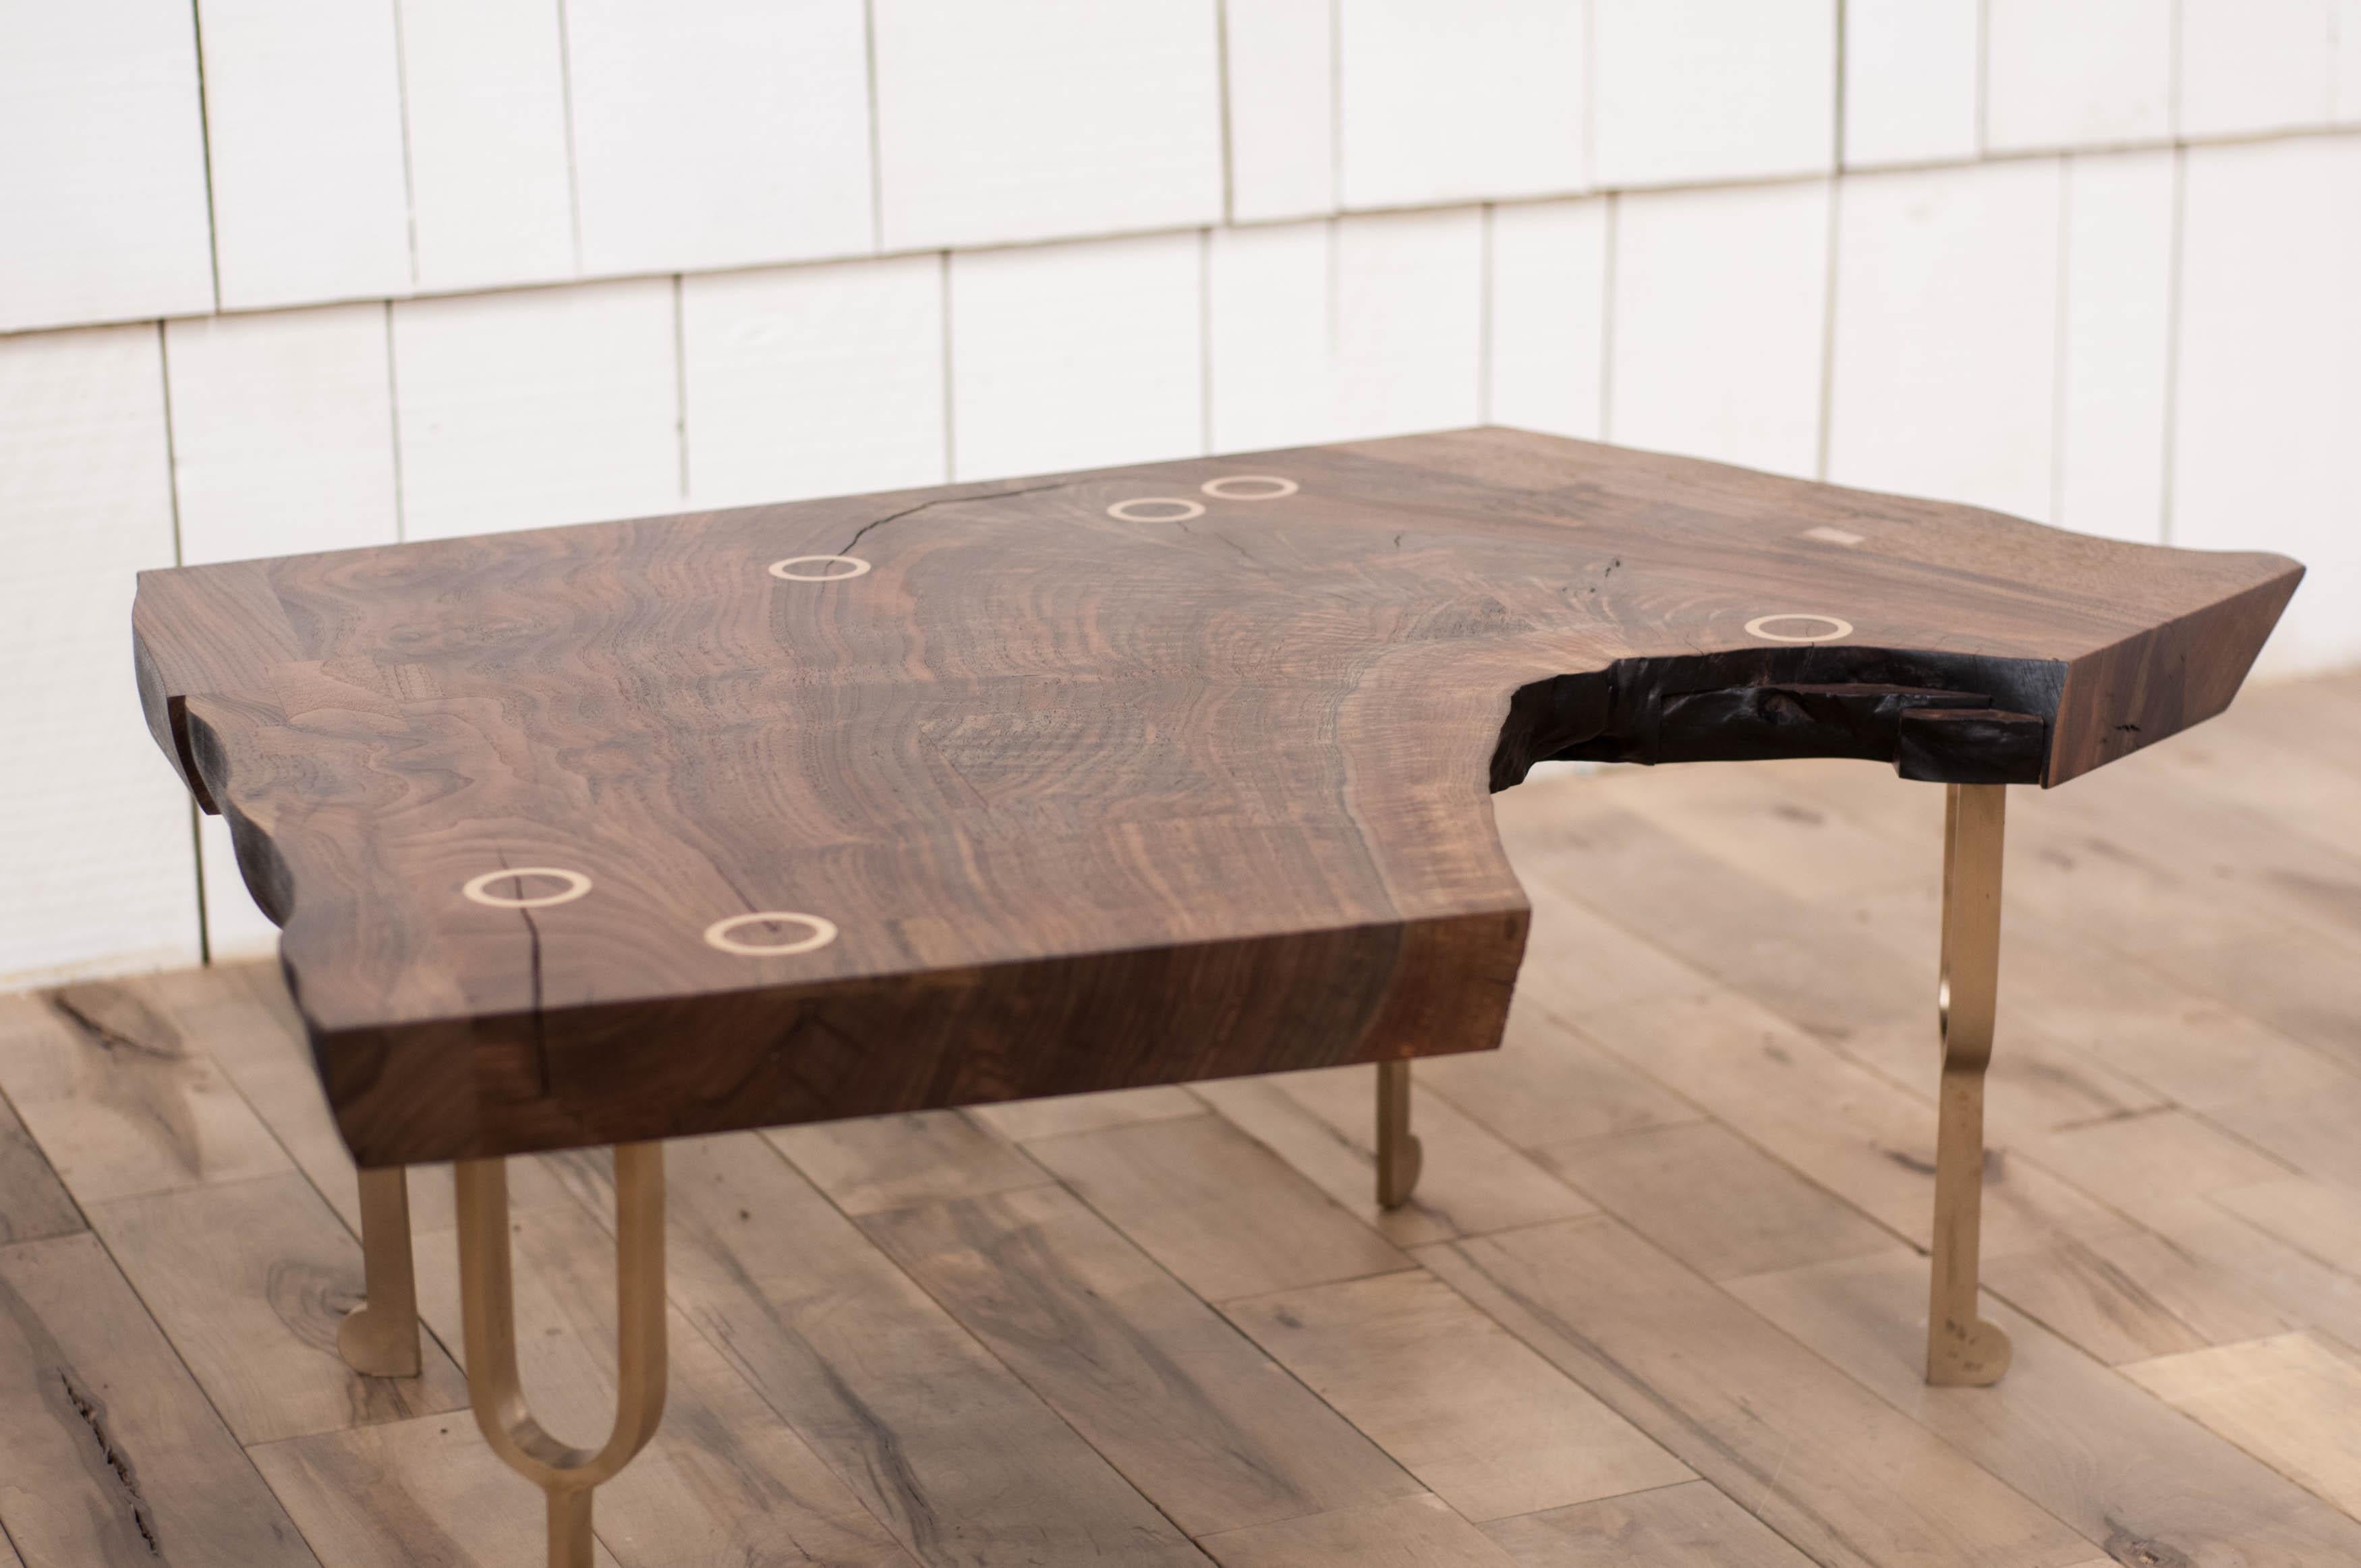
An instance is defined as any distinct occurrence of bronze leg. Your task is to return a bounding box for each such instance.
[455,1144,668,1568]
[338,1167,421,1376]
[1927,784,2012,1386]
[1376,1059,1423,1209]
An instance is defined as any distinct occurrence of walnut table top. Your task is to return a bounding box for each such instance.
[131,428,2302,1166]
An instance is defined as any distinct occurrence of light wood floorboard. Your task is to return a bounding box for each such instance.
[3,671,2359,1564]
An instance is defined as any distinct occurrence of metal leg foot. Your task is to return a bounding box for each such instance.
[339,1167,421,1376]
[1376,1059,1423,1209]
[1927,784,2012,1387]
[456,1143,667,1568]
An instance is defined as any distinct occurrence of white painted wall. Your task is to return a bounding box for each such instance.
[3,1,2357,982]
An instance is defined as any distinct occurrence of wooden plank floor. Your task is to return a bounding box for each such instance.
[3,667,2358,1567]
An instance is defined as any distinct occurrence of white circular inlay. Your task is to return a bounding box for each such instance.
[1199,475,1299,500]
[704,911,839,957]
[1744,613,1854,645]
[1106,497,1206,523]
[769,555,872,581]
[463,867,593,909]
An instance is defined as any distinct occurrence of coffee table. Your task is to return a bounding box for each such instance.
[132,428,2302,1567]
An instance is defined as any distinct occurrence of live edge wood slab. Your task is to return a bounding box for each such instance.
[132,429,2300,1168]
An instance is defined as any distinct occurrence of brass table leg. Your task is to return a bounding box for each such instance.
[1376,1059,1423,1209]
[456,1144,668,1568]
[338,1167,421,1376]
[1927,784,2012,1387]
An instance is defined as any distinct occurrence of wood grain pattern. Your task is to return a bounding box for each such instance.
[1745,753,2361,1120]
[130,428,2300,1165]
[1730,1250,2361,1563]
[1479,1480,1817,1568]
[767,1109,1051,1217]
[1981,1225,2289,1365]
[2122,1333,2361,1519]
[1411,984,1702,1153]
[1197,1492,1519,1568]
[2213,1177,2361,1274]
[965,1084,1202,1143]
[0,1233,319,1567]
[404,1186,919,1567]
[0,984,291,1204]
[859,1184,1421,1536]
[1533,1120,1899,1282]
[1503,798,1933,1038]
[1024,1114,1413,1302]
[84,1173,470,1445]
[604,1132,1210,1565]
[1554,987,2121,1257]
[1191,1068,1594,1246]
[0,1090,80,1245]
[2125,1196,2361,1376]
[2030,1107,2295,1231]
[249,1414,624,1568]
[1421,1217,2099,1568]
[1221,1269,1690,1521]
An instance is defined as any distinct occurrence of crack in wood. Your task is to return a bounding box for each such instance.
[57,1368,161,1555]
[836,479,1073,557]
[47,988,185,1063]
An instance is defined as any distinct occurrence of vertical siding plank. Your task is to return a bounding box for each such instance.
[2054,151,2173,544]
[682,255,948,508]
[163,304,401,960]
[1208,210,1482,455]
[1488,199,1609,440]
[1209,220,1342,453]
[875,0,1224,251]
[1337,0,1585,208]
[948,233,1205,481]
[165,307,401,567]
[1224,0,1337,223]
[1826,160,2063,520]
[1591,0,1836,190]
[564,0,872,278]
[1330,207,1485,439]
[2173,136,2361,672]
[396,0,577,293]
[1608,180,1829,478]
[1842,0,1980,169]
[0,0,214,332]
[197,0,414,310]
[0,326,198,985]
[2178,0,2335,140]
[1984,0,2173,152]
[2338,0,2361,123]
[391,279,681,541]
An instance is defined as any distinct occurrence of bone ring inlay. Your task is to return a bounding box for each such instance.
[1106,498,1206,523]
[1200,475,1299,500]
[463,868,593,908]
[703,912,839,956]
[1744,613,1854,644]
[768,555,872,581]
